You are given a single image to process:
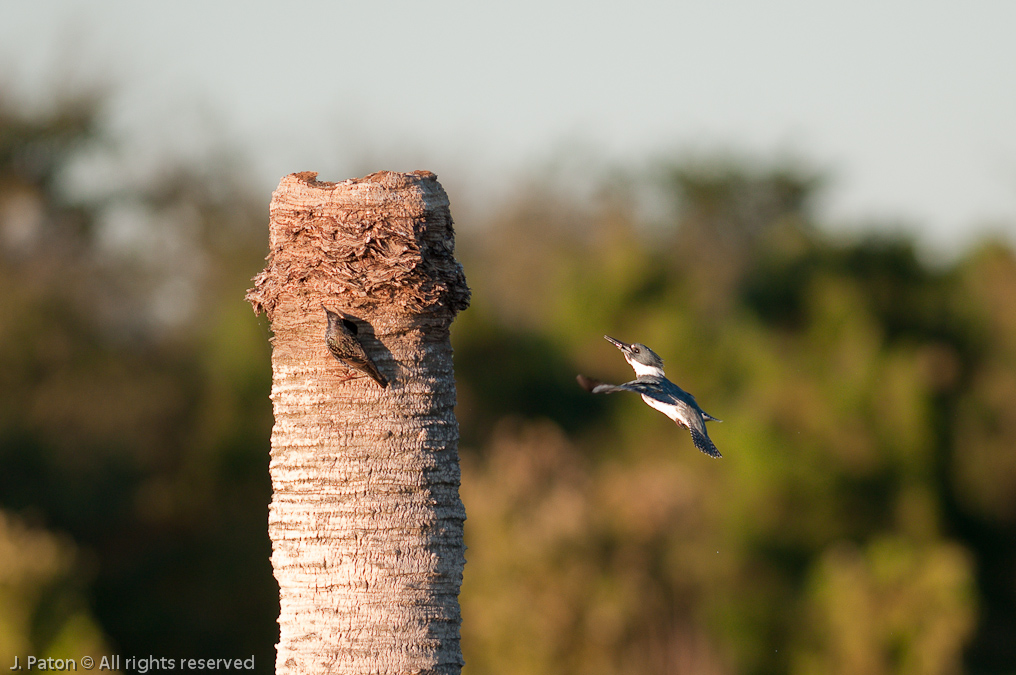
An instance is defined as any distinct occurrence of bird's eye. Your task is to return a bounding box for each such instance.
[632,347,640,353]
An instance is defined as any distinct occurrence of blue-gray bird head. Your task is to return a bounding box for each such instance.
[604,335,665,377]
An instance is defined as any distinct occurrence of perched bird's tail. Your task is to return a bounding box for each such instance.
[360,364,389,389]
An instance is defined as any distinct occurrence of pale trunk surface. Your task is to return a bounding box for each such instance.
[247,171,470,675]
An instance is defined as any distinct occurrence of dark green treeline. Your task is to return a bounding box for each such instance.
[1,89,1014,675]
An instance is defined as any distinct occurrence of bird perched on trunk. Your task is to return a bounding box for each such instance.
[577,335,722,457]
[323,305,388,388]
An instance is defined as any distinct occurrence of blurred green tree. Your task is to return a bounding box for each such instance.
[793,537,975,675]
[0,86,277,665]
[454,157,1012,675]
[0,511,109,665]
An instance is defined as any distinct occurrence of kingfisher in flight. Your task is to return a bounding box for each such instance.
[577,335,722,458]
[323,305,388,388]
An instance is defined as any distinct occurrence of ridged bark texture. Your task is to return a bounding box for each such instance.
[247,171,470,675]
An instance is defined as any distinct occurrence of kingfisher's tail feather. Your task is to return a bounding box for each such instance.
[688,427,722,458]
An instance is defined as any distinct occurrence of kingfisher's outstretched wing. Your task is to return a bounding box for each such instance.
[579,375,720,419]
[576,374,722,458]
[576,374,606,392]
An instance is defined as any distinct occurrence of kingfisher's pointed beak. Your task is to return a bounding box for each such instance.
[604,335,631,354]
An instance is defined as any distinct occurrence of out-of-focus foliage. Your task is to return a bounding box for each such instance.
[0,511,109,666]
[2,83,1015,675]
[454,162,1016,675]
[795,537,975,675]
[0,87,277,665]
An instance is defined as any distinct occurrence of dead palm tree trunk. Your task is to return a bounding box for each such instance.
[246,171,471,675]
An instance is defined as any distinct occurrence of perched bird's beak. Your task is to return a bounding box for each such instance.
[604,335,632,356]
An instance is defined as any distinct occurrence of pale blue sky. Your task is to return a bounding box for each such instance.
[3,1,1015,252]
